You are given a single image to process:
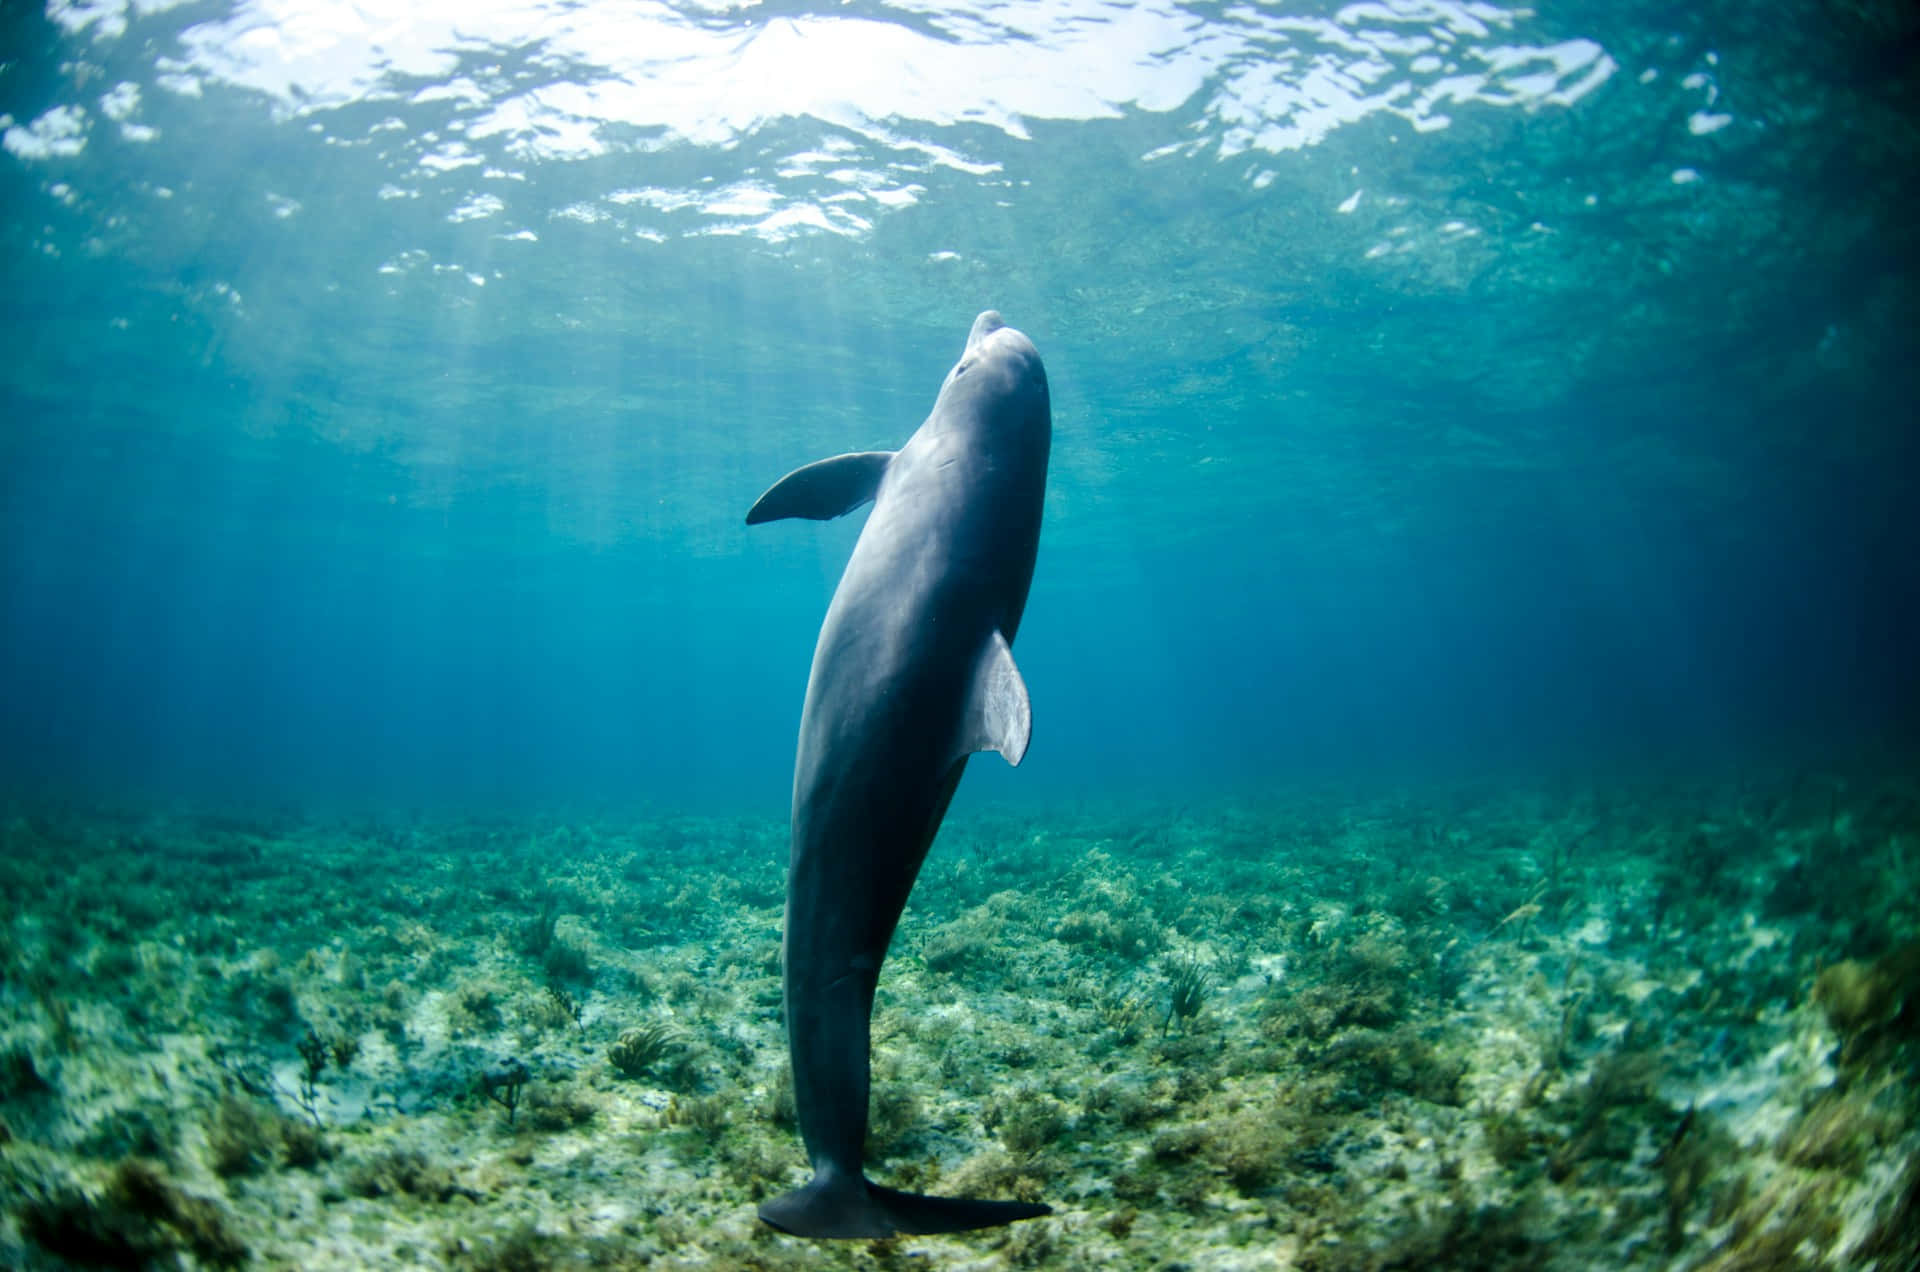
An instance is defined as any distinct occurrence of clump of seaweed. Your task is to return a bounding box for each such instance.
[523,1080,598,1134]
[536,982,586,1033]
[1263,927,1419,1048]
[516,892,561,960]
[1776,1085,1894,1173]
[279,1116,331,1170]
[1546,1041,1670,1183]
[922,904,1008,978]
[1317,1024,1466,1104]
[1853,1151,1920,1271]
[1296,1192,1537,1272]
[608,1020,698,1089]
[450,980,506,1034]
[1053,908,1164,960]
[766,1063,797,1131]
[1656,1107,1734,1253]
[17,1158,247,1269]
[207,1094,286,1177]
[541,936,593,986]
[0,1045,49,1101]
[1205,1112,1294,1196]
[346,1147,468,1202]
[1162,953,1212,1036]
[1701,1175,1844,1271]
[984,1087,1068,1157]
[480,1058,531,1126]
[1813,941,1920,1069]
[661,1093,731,1148]
[445,1222,566,1272]
[1096,992,1152,1049]
[934,1149,1048,1210]
[1081,1075,1173,1129]
[78,1104,176,1162]
[293,1026,331,1127]
[864,1058,922,1158]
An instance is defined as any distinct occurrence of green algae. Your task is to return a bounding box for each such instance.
[0,773,1915,1268]
[16,1157,248,1269]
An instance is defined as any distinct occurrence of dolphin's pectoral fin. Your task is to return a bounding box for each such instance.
[957,629,1031,767]
[746,451,896,525]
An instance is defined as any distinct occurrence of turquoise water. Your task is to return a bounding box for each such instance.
[2,4,1918,1269]
[4,0,1914,811]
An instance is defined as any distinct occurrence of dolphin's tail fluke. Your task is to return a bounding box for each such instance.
[759,1174,1051,1239]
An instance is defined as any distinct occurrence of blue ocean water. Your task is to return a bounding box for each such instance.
[5,9,1920,1267]
[1,0,1915,814]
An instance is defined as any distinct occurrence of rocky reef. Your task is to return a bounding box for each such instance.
[1,769,1915,1269]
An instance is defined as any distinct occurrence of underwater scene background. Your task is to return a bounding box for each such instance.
[2,0,1917,1267]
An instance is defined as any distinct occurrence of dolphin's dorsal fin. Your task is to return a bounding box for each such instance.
[746,451,896,525]
[958,629,1031,767]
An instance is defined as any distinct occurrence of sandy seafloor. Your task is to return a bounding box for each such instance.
[1,772,1916,1271]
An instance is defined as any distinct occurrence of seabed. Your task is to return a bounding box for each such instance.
[1,771,1916,1269]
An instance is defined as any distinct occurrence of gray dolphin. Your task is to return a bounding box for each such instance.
[745,311,1052,1239]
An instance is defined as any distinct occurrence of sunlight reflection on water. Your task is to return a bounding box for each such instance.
[30,0,1615,242]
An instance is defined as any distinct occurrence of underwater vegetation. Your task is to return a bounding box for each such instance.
[0,771,1915,1268]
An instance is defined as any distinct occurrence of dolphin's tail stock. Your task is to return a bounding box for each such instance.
[758,1172,1051,1239]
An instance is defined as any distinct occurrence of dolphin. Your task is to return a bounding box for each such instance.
[745,311,1052,1239]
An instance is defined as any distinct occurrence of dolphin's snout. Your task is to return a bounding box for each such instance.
[966,310,1006,352]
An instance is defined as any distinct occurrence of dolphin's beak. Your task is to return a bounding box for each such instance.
[965,310,1006,354]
